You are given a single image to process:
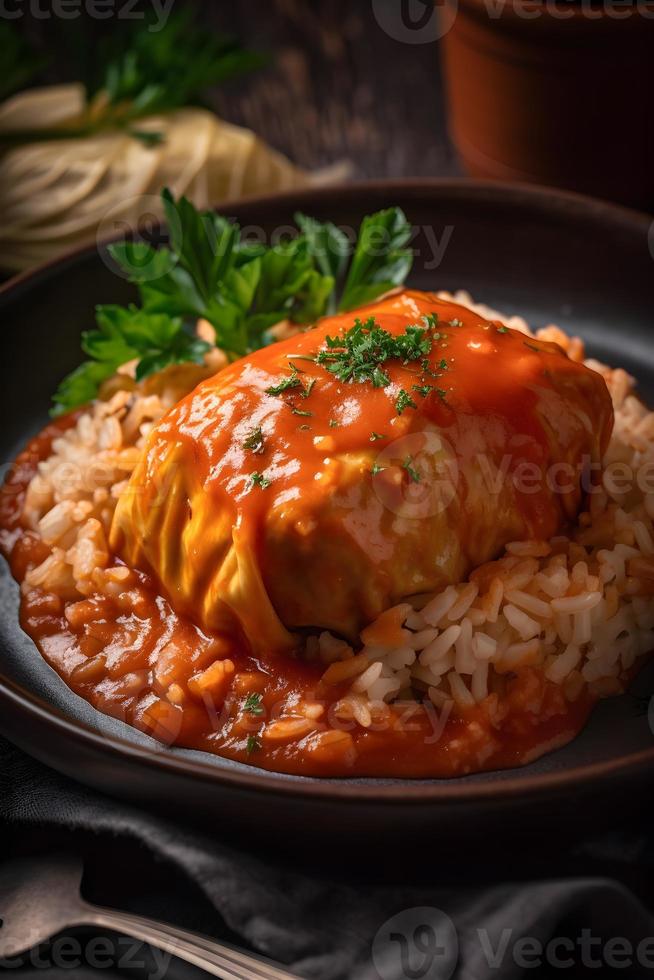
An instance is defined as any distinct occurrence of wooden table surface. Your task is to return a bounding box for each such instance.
[209,0,461,180]
[21,0,460,182]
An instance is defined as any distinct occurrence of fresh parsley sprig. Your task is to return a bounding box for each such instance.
[52,305,211,415]
[296,207,413,314]
[52,191,415,414]
[1,14,264,146]
[93,11,265,124]
[339,208,413,312]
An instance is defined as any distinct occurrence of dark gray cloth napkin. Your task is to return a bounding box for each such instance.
[1,735,653,980]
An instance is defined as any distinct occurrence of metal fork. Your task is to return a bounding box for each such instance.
[0,853,300,979]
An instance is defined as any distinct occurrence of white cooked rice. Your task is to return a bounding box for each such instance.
[20,291,654,729]
[313,291,654,719]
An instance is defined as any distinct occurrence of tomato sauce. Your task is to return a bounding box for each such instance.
[111,291,612,654]
[0,291,607,778]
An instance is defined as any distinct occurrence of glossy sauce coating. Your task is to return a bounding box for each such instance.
[0,291,614,777]
[1,427,594,777]
[112,291,613,651]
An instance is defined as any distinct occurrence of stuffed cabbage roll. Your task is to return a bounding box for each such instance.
[110,290,613,652]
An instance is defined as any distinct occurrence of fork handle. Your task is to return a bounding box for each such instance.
[77,906,300,980]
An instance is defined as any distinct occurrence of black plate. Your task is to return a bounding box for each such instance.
[1,179,653,841]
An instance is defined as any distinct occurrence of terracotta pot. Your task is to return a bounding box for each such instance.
[439,0,654,209]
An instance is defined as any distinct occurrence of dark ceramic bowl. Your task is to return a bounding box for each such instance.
[1,179,653,843]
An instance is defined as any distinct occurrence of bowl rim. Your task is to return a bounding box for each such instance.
[1,177,651,300]
[1,176,653,804]
[2,673,654,803]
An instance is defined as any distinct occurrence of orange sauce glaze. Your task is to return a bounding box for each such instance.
[111,291,612,650]
[0,294,610,778]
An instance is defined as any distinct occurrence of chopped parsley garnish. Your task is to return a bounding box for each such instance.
[497,325,509,334]
[371,463,386,475]
[246,735,262,754]
[316,316,432,388]
[265,366,303,396]
[298,424,312,431]
[439,358,448,370]
[395,389,417,415]
[242,426,265,454]
[244,693,265,715]
[266,366,317,404]
[437,388,448,400]
[291,407,313,417]
[370,431,386,441]
[412,384,434,398]
[402,456,421,483]
[250,472,271,490]
[423,312,439,329]
[328,419,339,428]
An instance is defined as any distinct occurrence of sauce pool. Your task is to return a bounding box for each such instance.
[0,401,597,778]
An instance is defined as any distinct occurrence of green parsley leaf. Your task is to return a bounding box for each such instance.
[329,419,340,428]
[339,208,413,312]
[291,408,313,417]
[51,361,119,417]
[402,456,421,483]
[93,11,266,120]
[246,735,262,754]
[250,237,334,332]
[395,389,417,415]
[244,693,265,715]
[250,473,271,490]
[412,384,434,398]
[294,212,350,315]
[371,463,386,475]
[370,432,386,441]
[497,325,509,334]
[52,305,210,415]
[243,426,265,454]
[5,15,263,148]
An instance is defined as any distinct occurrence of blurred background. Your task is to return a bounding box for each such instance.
[3,0,459,179]
[1,0,652,274]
